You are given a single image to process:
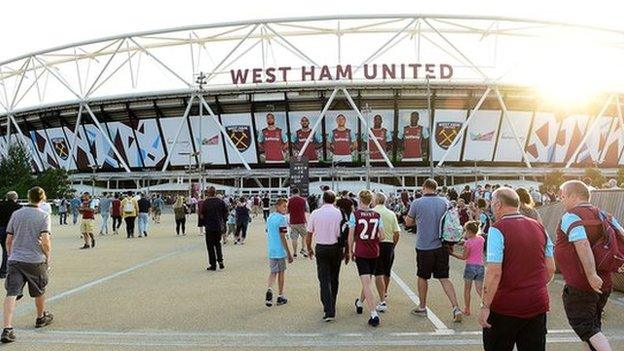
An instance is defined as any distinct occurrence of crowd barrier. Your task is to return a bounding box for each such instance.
[537,189,624,293]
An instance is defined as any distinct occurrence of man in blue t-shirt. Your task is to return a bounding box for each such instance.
[264,198,293,308]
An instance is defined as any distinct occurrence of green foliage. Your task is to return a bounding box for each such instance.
[617,168,624,187]
[541,169,565,192]
[0,142,70,199]
[583,167,606,188]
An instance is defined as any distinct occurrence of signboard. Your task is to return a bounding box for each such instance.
[289,156,310,197]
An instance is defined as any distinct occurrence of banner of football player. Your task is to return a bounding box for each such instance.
[160,117,196,167]
[325,110,359,163]
[189,115,227,165]
[365,110,394,162]
[288,111,323,162]
[552,114,590,164]
[463,110,502,162]
[254,111,289,163]
[493,111,533,163]
[431,109,466,162]
[221,113,258,165]
[396,109,430,162]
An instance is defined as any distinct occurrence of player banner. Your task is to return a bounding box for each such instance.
[290,156,310,197]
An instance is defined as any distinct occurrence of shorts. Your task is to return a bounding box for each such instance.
[5,261,48,298]
[562,285,610,342]
[355,257,378,276]
[80,219,95,233]
[416,247,450,279]
[374,242,395,277]
[463,264,485,281]
[269,258,287,273]
[289,224,307,240]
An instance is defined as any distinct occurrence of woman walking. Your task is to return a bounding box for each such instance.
[516,187,542,223]
[173,196,188,236]
[235,197,251,245]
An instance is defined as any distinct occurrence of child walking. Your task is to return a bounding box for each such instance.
[450,221,485,316]
[264,198,293,307]
[223,208,236,244]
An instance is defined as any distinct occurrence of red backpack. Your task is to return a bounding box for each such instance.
[567,206,624,273]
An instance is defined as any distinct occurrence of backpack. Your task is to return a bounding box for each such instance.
[439,206,463,244]
[337,211,350,248]
[566,207,624,273]
[123,200,135,214]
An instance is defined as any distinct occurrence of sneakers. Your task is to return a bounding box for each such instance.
[0,328,15,343]
[276,296,288,305]
[355,298,363,314]
[452,306,463,323]
[376,301,387,313]
[411,307,428,316]
[206,266,216,271]
[35,311,54,328]
[80,244,90,250]
[300,249,308,258]
[218,262,225,270]
[322,314,335,322]
[265,289,273,307]
[368,315,380,327]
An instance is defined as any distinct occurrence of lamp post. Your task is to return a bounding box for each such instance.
[179,151,200,197]
[195,72,207,193]
[90,164,99,196]
[362,103,372,190]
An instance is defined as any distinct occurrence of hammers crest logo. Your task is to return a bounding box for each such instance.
[435,122,462,150]
[226,125,251,152]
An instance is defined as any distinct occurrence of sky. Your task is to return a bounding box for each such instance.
[1,0,623,62]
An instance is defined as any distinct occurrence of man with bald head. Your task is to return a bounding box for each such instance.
[479,187,555,351]
[555,180,623,351]
[291,116,321,161]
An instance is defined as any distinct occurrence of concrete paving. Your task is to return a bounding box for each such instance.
[1,212,623,350]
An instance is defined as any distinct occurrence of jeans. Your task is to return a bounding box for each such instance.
[315,243,343,317]
[138,213,149,236]
[125,216,136,238]
[72,210,79,225]
[0,227,7,276]
[175,218,186,235]
[59,212,67,225]
[236,221,249,240]
[100,212,110,234]
[205,231,223,267]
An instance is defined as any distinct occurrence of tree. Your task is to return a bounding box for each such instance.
[0,143,34,198]
[541,169,565,192]
[583,168,606,188]
[617,167,624,187]
[36,168,71,199]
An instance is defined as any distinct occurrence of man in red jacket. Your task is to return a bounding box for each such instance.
[478,187,555,351]
[555,180,623,351]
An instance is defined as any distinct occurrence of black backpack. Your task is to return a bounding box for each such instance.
[337,211,350,248]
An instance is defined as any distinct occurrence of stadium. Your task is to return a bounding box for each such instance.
[1,14,624,193]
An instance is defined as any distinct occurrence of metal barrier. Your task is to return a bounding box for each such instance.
[537,189,624,292]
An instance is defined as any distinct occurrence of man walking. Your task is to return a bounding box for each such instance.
[111,193,121,235]
[478,187,555,351]
[287,188,308,258]
[137,194,151,238]
[78,192,96,249]
[70,195,81,225]
[1,187,53,343]
[57,197,68,225]
[0,192,22,279]
[555,180,622,351]
[306,190,345,321]
[98,192,112,236]
[152,195,164,224]
[202,186,228,271]
[404,179,462,322]
[372,192,400,311]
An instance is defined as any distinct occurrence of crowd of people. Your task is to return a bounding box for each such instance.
[0,178,621,351]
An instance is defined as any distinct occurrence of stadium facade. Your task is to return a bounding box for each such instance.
[0,15,623,190]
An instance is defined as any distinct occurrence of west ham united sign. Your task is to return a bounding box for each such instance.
[226,125,251,152]
[435,122,462,149]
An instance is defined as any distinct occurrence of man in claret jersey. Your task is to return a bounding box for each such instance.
[329,114,357,163]
[291,116,321,161]
[399,111,429,161]
[369,114,392,160]
[258,113,288,162]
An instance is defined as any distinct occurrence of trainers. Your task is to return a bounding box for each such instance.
[35,311,54,328]
[355,298,363,314]
[206,266,216,271]
[265,289,273,307]
[218,262,225,270]
[376,301,387,313]
[276,296,288,305]
[80,244,90,250]
[411,307,427,316]
[452,307,463,323]
[368,315,380,327]
[322,314,335,322]
[0,328,15,343]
